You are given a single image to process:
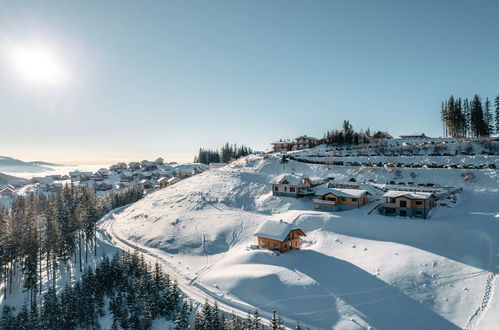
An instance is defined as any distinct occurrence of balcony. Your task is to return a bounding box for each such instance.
[313,199,336,206]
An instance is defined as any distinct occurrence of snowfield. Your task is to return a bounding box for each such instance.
[103,154,499,329]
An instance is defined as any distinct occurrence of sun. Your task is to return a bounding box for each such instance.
[7,44,68,86]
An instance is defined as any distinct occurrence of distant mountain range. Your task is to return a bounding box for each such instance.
[0,156,60,173]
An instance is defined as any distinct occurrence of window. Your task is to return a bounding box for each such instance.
[290,187,295,192]
[260,240,266,245]
[274,243,279,249]
[341,197,346,201]
[415,201,423,206]
[274,186,278,191]
[400,200,407,207]
[352,198,358,202]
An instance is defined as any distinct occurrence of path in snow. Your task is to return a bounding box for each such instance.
[464,273,496,330]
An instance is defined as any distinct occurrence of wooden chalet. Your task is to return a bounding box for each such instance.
[270,140,295,153]
[313,187,369,211]
[272,174,313,198]
[379,191,436,219]
[294,135,319,150]
[254,220,306,253]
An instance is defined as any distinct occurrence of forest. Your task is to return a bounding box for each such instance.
[440,94,499,138]
[194,143,254,164]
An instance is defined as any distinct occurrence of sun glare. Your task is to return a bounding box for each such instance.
[7,44,68,86]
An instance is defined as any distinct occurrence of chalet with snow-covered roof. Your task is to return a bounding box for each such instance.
[313,187,369,211]
[157,177,170,188]
[294,135,319,150]
[128,162,141,170]
[399,133,428,139]
[167,177,181,185]
[120,172,134,182]
[271,140,295,153]
[155,157,164,165]
[272,174,313,198]
[378,191,436,219]
[372,131,393,140]
[139,179,154,189]
[94,181,113,191]
[254,220,306,253]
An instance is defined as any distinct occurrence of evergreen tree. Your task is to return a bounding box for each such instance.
[495,94,499,134]
[484,97,494,135]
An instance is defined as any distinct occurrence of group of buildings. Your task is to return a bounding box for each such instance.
[271,173,437,218]
[254,172,439,254]
[270,132,430,153]
[0,158,209,199]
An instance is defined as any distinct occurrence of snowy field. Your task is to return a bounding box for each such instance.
[103,154,499,329]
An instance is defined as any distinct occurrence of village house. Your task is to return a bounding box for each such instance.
[141,160,157,171]
[378,191,436,219]
[254,220,306,253]
[271,140,295,153]
[372,131,393,140]
[294,135,319,150]
[128,162,141,170]
[94,181,113,191]
[157,177,170,188]
[399,133,428,139]
[272,174,314,198]
[139,179,154,189]
[313,187,369,211]
[155,157,164,165]
[167,177,181,186]
[120,171,134,182]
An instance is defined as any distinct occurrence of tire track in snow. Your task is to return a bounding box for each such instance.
[97,213,280,328]
[464,273,496,330]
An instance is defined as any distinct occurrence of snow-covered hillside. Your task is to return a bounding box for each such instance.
[106,154,499,329]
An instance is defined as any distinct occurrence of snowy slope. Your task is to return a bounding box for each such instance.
[108,155,499,329]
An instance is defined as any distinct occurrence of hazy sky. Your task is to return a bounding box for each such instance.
[1,0,499,163]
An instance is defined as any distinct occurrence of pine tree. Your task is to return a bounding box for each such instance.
[484,97,494,135]
[470,95,488,137]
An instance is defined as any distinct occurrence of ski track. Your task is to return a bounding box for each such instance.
[464,273,496,330]
[96,216,280,329]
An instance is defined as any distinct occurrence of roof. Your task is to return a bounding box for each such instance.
[399,133,427,138]
[315,187,368,198]
[383,190,435,200]
[273,173,307,185]
[295,135,318,140]
[271,140,295,145]
[253,220,305,241]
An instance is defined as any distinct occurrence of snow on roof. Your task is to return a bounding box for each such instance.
[295,135,318,140]
[315,187,368,198]
[273,173,307,185]
[399,133,427,138]
[383,190,435,200]
[253,220,305,241]
[271,140,295,145]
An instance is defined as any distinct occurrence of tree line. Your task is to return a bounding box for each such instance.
[323,120,371,145]
[0,183,144,310]
[1,250,302,330]
[194,143,254,164]
[440,94,499,138]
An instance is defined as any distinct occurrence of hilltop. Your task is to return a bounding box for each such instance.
[105,152,499,329]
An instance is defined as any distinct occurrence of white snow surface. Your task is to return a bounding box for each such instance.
[107,154,499,329]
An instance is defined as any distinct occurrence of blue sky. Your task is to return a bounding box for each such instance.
[1,0,498,163]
